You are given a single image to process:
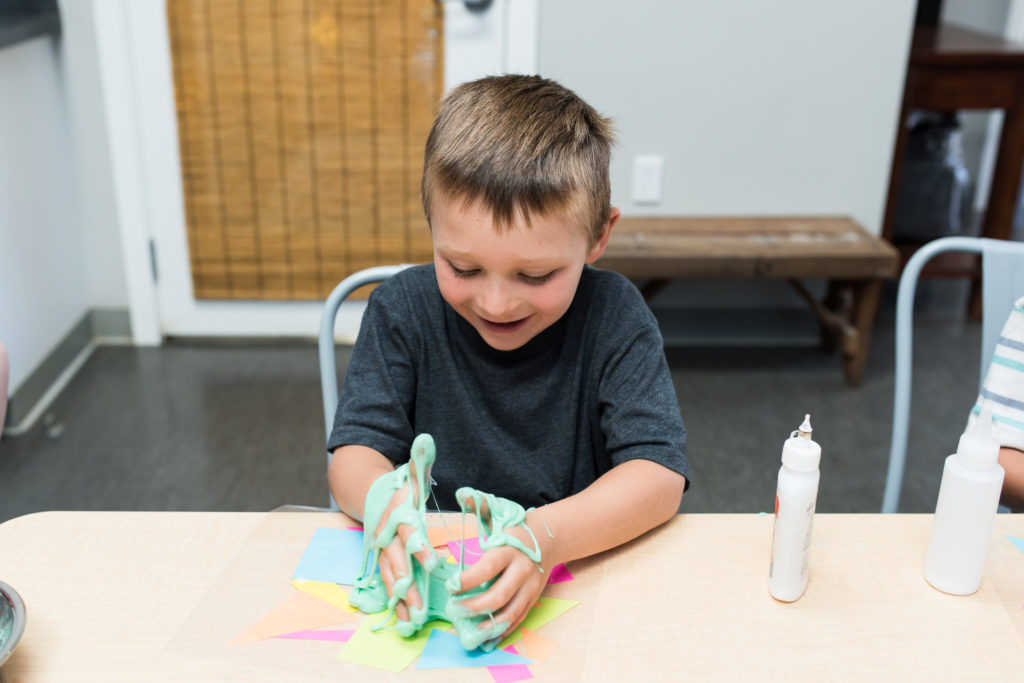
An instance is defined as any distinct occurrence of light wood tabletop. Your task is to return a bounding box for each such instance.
[0,511,1022,681]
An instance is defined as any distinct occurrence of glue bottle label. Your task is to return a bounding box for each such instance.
[769,488,816,600]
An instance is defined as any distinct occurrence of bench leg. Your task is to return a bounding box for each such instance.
[789,278,882,387]
[788,279,855,354]
[841,279,884,387]
[637,279,671,302]
[819,281,849,353]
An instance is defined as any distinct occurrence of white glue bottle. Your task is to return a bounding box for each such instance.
[924,405,1004,595]
[769,414,821,602]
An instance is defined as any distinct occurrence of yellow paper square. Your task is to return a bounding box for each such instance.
[291,579,358,612]
[498,596,579,649]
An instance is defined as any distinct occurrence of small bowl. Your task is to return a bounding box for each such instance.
[0,581,26,670]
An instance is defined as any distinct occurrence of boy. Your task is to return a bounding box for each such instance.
[967,295,1024,510]
[328,75,689,637]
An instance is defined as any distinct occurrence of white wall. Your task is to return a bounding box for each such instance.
[59,0,128,309]
[0,36,89,391]
[537,0,916,236]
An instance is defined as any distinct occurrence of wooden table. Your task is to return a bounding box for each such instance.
[882,24,1024,310]
[1,511,1022,680]
[597,216,898,386]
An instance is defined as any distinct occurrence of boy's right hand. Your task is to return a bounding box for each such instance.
[373,466,437,622]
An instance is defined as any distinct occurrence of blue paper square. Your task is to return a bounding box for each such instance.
[416,630,535,669]
[1007,535,1024,554]
[292,527,367,585]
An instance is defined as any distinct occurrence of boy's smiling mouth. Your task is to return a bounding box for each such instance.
[479,315,532,333]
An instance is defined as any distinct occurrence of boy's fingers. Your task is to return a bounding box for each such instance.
[458,495,491,523]
[459,557,522,613]
[488,586,532,635]
[396,522,437,569]
[379,551,412,621]
[454,548,508,594]
[383,542,423,610]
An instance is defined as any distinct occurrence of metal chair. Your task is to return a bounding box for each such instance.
[319,264,411,510]
[881,236,1024,513]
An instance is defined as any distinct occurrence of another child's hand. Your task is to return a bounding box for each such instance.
[452,513,556,636]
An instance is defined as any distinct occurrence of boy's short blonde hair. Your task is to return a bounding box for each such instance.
[422,75,615,247]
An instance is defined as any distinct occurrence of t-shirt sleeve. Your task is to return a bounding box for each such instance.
[598,319,690,488]
[326,283,417,464]
[968,295,1024,452]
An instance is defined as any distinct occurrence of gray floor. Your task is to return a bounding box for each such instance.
[0,304,981,523]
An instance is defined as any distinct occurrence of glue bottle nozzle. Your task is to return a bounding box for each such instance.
[797,414,813,439]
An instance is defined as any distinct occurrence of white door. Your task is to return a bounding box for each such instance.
[106,0,537,342]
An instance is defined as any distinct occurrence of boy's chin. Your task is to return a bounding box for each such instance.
[478,330,533,351]
[472,322,539,351]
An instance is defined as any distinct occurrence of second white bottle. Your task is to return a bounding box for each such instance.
[769,414,822,602]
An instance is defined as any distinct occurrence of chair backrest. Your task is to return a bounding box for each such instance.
[882,236,1024,513]
[319,264,411,509]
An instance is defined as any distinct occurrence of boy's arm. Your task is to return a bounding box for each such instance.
[535,458,685,562]
[999,447,1024,510]
[454,458,685,631]
[328,445,395,521]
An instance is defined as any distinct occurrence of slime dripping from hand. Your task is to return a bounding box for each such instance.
[348,433,544,651]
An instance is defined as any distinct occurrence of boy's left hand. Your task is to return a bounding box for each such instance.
[451,514,556,635]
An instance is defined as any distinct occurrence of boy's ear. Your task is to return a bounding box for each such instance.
[585,207,620,264]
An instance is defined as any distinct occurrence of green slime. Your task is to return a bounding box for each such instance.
[348,433,543,651]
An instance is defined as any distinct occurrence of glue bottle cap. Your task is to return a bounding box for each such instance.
[781,414,821,472]
[956,404,1000,471]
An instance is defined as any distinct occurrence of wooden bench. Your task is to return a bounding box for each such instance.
[596,216,899,386]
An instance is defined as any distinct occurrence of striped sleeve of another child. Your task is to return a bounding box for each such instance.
[968,295,1024,451]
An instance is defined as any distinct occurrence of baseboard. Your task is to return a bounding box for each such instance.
[3,308,131,435]
[90,308,132,342]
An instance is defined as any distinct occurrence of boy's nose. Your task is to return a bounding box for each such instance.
[477,280,516,320]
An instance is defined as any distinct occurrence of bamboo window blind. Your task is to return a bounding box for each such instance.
[167,0,443,300]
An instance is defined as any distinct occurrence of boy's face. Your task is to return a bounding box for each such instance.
[431,197,617,351]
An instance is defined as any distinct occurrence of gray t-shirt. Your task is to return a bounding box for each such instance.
[328,264,689,511]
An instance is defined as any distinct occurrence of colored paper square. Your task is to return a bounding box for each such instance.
[546,563,573,584]
[426,518,479,548]
[228,591,358,646]
[488,645,535,682]
[292,528,367,585]
[276,628,355,642]
[520,628,559,662]
[338,617,443,672]
[1007,535,1024,554]
[447,537,484,565]
[417,630,535,669]
[446,540,571,585]
[498,597,579,649]
[291,579,357,612]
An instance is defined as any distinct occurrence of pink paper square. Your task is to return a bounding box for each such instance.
[448,540,573,586]
[546,563,573,584]
[487,645,534,682]
[447,537,484,565]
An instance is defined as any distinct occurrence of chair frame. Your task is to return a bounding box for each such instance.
[319,264,411,509]
[882,236,1024,513]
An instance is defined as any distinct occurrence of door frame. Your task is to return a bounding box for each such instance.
[104,0,537,343]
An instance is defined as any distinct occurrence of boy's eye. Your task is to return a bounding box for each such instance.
[450,264,479,279]
[519,271,556,286]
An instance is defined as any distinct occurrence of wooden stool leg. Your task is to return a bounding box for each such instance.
[842,279,884,387]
